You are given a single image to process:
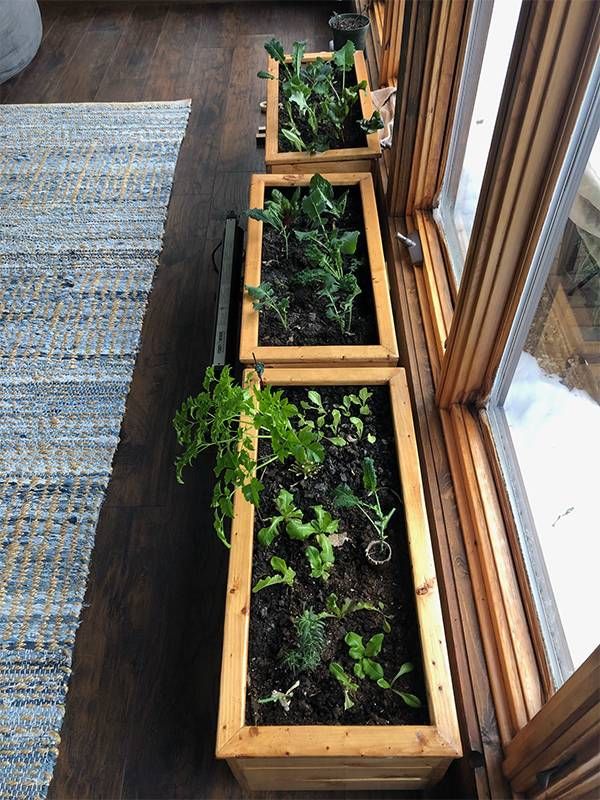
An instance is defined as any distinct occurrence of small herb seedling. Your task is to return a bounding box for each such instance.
[334,457,396,564]
[377,662,422,708]
[282,608,327,674]
[344,631,385,681]
[246,282,290,329]
[258,679,300,712]
[305,533,335,581]
[252,556,296,593]
[329,662,359,710]
[257,488,303,547]
[325,593,393,633]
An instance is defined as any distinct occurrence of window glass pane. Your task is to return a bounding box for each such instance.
[437,0,521,283]
[503,133,600,674]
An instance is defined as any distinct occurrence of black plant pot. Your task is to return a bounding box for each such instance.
[329,13,370,51]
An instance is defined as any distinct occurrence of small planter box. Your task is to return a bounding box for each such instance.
[265,51,381,174]
[216,367,461,792]
[240,173,398,367]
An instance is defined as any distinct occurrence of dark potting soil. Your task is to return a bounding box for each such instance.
[258,186,379,347]
[330,14,368,32]
[278,66,367,153]
[246,385,429,727]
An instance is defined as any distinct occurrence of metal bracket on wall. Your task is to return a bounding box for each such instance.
[396,231,423,266]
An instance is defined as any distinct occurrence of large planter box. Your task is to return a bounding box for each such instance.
[240,173,399,367]
[265,51,381,174]
[216,367,461,792]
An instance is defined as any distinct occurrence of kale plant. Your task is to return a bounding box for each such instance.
[258,39,383,153]
[247,187,301,257]
[334,456,396,563]
[173,366,323,547]
[246,282,289,330]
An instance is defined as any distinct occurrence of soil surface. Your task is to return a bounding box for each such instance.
[278,66,367,153]
[246,385,428,726]
[330,14,369,32]
[258,186,379,346]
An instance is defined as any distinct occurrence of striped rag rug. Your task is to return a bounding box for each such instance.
[0,101,190,799]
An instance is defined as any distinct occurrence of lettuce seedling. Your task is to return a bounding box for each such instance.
[287,505,339,541]
[344,631,385,681]
[257,488,303,547]
[324,593,393,633]
[252,556,296,593]
[377,662,422,708]
[329,662,359,710]
[305,533,335,581]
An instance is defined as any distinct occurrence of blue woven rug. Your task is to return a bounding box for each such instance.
[0,101,190,799]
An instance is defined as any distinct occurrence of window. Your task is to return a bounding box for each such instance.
[489,80,600,688]
[436,0,521,284]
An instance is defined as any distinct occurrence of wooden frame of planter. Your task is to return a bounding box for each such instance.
[265,50,381,174]
[240,173,399,367]
[216,367,462,792]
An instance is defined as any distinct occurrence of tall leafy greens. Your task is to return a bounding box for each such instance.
[258,39,383,153]
[173,366,324,547]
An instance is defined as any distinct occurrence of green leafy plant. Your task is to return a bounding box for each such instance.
[324,593,393,633]
[334,457,396,563]
[252,556,296,593]
[258,39,374,153]
[305,533,335,581]
[377,662,422,708]
[344,631,385,681]
[299,386,375,446]
[246,282,289,329]
[282,608,327,674]
[247,187,301,257]
[287,505,339,541]
[329,662,359,710]
[173,366,324,546]
[258,679,300,711]
[257,488,303,547]
[295,225,361,334]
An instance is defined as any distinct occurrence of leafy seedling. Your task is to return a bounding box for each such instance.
[247,187,301,257]
[246,282,289,329]
[282,609,327,674]
[377,662,422,708]
[287,505,339,541]
[324,593,393,633]
[305,533,335,581]
[257,488,303,547]
[358,110,385,134]
[258,679,300,712]
[252,556,296,593]
[329,662,359,710]
[334,457,396,564]
[174,366,324,546]
[345,631,385,681]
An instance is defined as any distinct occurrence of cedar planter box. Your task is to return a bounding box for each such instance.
[265,51,381,174]
[240,173,398,367]
[216,367,461,792]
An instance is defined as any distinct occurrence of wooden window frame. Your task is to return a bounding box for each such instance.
[361,0,600,796]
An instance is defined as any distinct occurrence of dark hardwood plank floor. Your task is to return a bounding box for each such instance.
[1,4,463,798]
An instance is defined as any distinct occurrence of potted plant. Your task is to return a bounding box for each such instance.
[240,172,398,367]
[260,39,383,173]
[173,366,461,791]
[329,12,371,51]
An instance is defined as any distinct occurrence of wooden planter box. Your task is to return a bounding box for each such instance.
[240,173,399,367]
[265,50,381,174]
[216,367,461,793]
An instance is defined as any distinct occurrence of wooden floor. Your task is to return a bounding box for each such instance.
[1,4,462,798]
